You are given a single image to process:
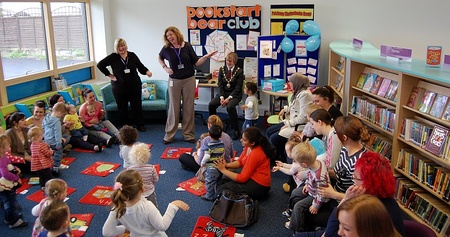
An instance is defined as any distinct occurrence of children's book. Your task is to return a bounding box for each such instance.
[406,87,426,109]
[369,75,384,94]
[425,125,450,157]
[336,57,345,73]
[28,177,40,185]
[442,102,450,121]
[384,81,399,101]
[334,75,344,92]
[362,72,377,91]
[355,72,367,89]
[377,78,392,97]
[429,94,449,118]
[418,90,437,114]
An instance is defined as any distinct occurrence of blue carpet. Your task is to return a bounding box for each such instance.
[1,115,293,236]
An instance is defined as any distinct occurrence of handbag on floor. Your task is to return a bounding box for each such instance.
[209,190,258,227]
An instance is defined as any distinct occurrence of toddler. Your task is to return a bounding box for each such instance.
[200,125,225,201]
[32,178,68,237]
[84,104,115,138]
[118,125,138,168]
[102,170,189,237]
[286,142,330,232]
[28,127,54,188]
[128,142,159,206]
[240,81,259,130]
[63,104,89,141]
[291,103,323,142]
[37,201,71,237]
[0,134,28,229]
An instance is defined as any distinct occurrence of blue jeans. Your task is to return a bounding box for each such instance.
[50,143,63,167]
[0,190,20,225]
[205,167,221,199]
[242,119,258,131]
[70,127,89,138]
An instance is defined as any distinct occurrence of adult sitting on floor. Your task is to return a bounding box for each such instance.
[4,112,32,174]
[26,100,46,128]
[179,115,234,173]
[311,85,343,125]
[208,52,244,140]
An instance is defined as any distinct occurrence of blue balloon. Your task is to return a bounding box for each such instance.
[303,20,321,36]
[305,35,321,52]
[285,20,299,35]
[281,37,294,53]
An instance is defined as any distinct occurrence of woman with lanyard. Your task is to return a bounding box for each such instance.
[97,38,152,132]
[158,26,216,144]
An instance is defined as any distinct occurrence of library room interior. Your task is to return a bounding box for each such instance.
[0,0,449,237]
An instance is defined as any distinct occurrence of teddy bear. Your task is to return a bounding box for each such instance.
[142,82,151,100]
[0,164,21,191]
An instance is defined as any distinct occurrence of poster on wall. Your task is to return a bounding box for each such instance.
[186,5,261,61]
[270,4,314,35]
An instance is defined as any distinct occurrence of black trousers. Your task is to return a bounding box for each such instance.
[209,95,241,131]
[70,135,105,150]
[112,84,143,126]
[37,168,53,188]
[178,154,200,173]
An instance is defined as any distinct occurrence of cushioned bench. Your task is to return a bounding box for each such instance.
[100,79,169,122]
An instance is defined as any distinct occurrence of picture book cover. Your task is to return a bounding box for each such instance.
[425,125,450,157]
[355,72,367,89]
[362,72,377,91]
[334,75,344,92]
[429,94,449,118]
[79,185,113,206]
[336,57,345,73]
[161,147,193,159]
[377,78,392,97]
[406,87,426,109]
[384,81,399,100]
[369,75,384,94]
[442,102,450,121]
[70,213,94,237]
[190,216,236,237]
[418,91,437,114]
[81,161,121,177]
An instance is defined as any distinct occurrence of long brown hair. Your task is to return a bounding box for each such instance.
[334,116,370,143]
[110,170,144,219]
[163,26,184,48]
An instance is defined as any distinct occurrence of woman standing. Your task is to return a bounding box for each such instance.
[158,26,216,144]
[208,52,244,140]
[97,38,152,132]
[214,127,275,200]
[266,72,312,163]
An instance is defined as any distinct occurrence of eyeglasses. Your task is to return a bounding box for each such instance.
[351,175,363,182]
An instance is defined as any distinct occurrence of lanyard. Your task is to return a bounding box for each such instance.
[172,46,182,64]
[120,56,129,68]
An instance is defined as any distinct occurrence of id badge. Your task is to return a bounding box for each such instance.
[177,64,185,69]
[124,69,130,73]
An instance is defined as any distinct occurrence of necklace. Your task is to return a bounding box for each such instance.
[221,66,240,89]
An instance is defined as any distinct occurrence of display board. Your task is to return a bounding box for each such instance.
[270,4,315,35]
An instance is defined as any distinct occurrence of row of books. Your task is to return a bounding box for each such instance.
[365,132,393,160]
[401,119,450,159]
[406,86,450,120]
[397,149,450,197]
[396,178,450,235]
[351,96,396,133]
[355,71,398,101]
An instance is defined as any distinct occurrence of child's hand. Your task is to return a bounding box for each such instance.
[274,160,284,167]
[171,200,190,211]
[240,105,248,110]
[302,184,308,194]
[309,206,318,214]
[271,166,280,172]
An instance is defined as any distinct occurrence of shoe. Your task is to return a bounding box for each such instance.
[94,143,103,152]
[283,183,290,193]
[186,139,195,143]
[59,164,69,169]
[9,219,28,229]
[285,221,291,230]
[232,130,241,140]
[163,140,172,145]
[106,137,114,147]
[200,195,213,201]
[282,209,292,218]
[114,136,120,144]
[52,167,60,176]
[137,125,147,132]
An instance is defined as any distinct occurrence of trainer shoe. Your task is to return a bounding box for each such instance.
[282,209,292,218]
[9,219,28,229]
[285,221,291,230]
[59,164,69,169]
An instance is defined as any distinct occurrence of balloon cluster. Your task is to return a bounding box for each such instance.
[281,20,321,53]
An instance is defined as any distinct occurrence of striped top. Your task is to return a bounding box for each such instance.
[30,141,54,171]
[128,164,159,197]
[333,147,367,193]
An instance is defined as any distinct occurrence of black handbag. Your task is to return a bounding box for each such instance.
[209,190,258,227]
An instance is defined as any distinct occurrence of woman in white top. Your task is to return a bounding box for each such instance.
[266,73,312,164]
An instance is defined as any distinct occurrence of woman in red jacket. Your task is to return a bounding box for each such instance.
[214,127,276,200]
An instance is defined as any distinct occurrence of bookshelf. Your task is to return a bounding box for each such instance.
[328,50,345,112]
[330,40,450,236]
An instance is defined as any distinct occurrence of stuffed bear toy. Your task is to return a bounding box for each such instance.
[0,164,21,191]
[142,82,151,100]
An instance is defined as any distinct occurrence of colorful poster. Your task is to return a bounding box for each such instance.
[270,4,315,35]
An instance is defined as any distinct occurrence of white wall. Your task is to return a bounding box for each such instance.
[91,0,450,112]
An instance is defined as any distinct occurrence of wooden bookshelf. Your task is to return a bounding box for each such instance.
[328,50,345,112]
[330,40,450,236]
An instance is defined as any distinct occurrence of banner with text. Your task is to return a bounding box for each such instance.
[270,4,314,35]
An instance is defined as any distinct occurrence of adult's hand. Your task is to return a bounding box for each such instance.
[108,74,117,81]
[146,70,153,77]
[221,98,230,106]
[164,67,173,76]
[213,158,227,172]
[318,183,338,199]
[278,109,285,121]
[340,184,366,205]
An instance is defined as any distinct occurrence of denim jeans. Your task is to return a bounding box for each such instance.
[242,119,258,131]
[50,143,63,167]
[0,190,20,225]
[205,167,221,199]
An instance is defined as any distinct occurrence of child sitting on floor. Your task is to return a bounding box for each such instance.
[63,104,89,141]
[118,125,139,169]
[37,201,71,237]
[84,104,115,138]
[28,127,54,189]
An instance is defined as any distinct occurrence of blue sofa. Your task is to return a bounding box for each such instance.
[100,79,169,122]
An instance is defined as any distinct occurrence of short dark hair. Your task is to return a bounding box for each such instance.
[118,125,139,146]
[40,201,69,231]
[209,125,222,140]
[245,82,257,94]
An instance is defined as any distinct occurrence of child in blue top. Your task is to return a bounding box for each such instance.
[200,125,225,201]
[240,81,259,130]
[42,102,66,174]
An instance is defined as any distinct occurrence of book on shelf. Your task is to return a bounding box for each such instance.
[362,72,377,91]
[418,90,437,114]
[384,80,399,101]
[334,75,344,92]
[355,72,367,89]
[442,102,450,121]
[369,75,384,94]
[336,56,345,73]
[406,87,426,109]
[425,125,450,157]
[376,78,392,98]
[429,94,449,118]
